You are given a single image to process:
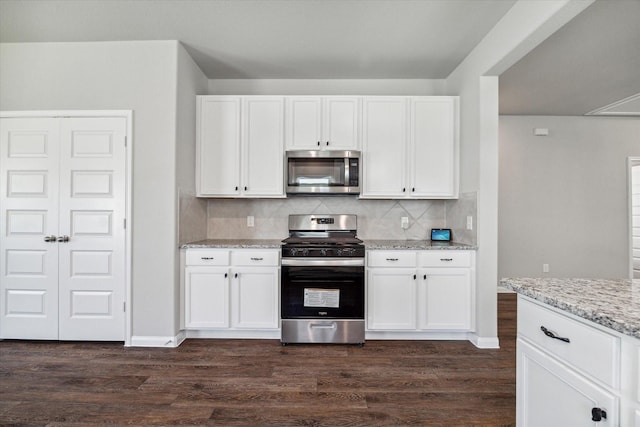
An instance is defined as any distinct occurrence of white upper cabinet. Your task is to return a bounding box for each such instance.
[361,97,408,197]
[197,96,285,198]
[361,96,459,199]
[198,95,458,199]
[410,97,458,198]
[197,96,241,196]
[285,96,359,150]
[242,97,285,197]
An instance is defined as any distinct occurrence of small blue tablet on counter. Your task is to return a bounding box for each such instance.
[431,228,451,241]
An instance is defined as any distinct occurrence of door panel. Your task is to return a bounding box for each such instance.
[58,117,126,341]
[361,97,407,197]
[1,118,60,339]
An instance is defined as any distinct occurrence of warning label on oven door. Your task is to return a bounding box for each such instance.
[303,288,340,308]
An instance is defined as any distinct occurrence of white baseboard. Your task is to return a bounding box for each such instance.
[129,330,187,348]
[468,333,500,349]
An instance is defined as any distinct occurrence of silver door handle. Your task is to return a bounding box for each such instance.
[57,235,70,242]
[44,235,57,242]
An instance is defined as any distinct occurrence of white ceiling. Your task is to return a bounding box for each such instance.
[0,0,638,115]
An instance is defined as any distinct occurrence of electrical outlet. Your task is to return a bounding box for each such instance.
[401,217,409,229]
[247,216,255,227]
[543,264,549,273]
[466,216,473,230]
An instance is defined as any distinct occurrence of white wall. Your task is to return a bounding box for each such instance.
[499,116,640,279]
[208,79,446,95]
[175,43,209,334]
[444,0,592,347]
[0,41,183,341]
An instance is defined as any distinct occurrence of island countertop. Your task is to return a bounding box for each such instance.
[500,277,640,339]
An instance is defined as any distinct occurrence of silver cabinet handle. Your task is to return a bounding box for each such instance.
[201,257,215,260]
[57,235,69,242]
[44,235,57,242]
[386,258,399,261]
[440,258,453,262]
[250,257,263,261]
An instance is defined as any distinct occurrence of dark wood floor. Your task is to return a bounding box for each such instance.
[0,293,516,427]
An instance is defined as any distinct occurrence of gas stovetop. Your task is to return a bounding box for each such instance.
[282,214,364,258]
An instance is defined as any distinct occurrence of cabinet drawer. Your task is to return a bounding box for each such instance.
[231,250,279,266]
[518,297,620,388]
[186,249,230,266]
[367,251,416,267]
[419,251,471,267]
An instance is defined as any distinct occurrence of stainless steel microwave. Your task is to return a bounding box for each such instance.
[285,150,360,195]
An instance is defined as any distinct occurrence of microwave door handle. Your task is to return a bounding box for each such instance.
[344,158,350,185]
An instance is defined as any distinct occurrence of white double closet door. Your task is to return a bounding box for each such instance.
[1,116,126,341]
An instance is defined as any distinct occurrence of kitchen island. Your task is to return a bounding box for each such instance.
[500,277,640,426]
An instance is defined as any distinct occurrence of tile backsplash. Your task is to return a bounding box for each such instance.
[207,196,452,240]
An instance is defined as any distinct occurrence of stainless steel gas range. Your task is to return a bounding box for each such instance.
[280,214,365,345]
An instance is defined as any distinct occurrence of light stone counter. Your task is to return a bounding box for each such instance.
[180,239,282,249]
[364,240,477,250]
[500,277,640,339]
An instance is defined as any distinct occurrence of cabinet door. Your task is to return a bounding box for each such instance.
[322,97,359,150]
[242,97,285,197]
[518,340,618,427]
[361,97,407,198]
[185,267,230,329]
[231,267,279,329]
[0,118,60,339]
[418,268,471,330]
[197,96,241,196]
[409,97,458,198]
[367,268,416,330]
[285,97,322,150]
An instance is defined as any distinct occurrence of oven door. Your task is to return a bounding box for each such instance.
[281,259,364,319]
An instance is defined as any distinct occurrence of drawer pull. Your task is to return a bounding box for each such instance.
[201,257,215,260]
[440,258,453,262]
[386,258,399,261]
[250,257,264,261]
[591,407,607,422]
[540,326,570,343]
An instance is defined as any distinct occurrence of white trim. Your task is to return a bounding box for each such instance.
[185,329,281,340]
[130,331,187,348]
[468,333,501,349]
[585,93,640,116]
[629,157,640,279]
[1,109,134,346]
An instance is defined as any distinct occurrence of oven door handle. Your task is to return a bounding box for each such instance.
[281,258,364,267]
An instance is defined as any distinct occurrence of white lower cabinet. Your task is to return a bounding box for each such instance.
[518,339,617,426]
[418,268,471,330]
[367,268,417,330]
[516,296,640,426]
[366,250,475,338]
[183,249,279,338]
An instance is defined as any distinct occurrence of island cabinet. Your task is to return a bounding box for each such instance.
[360,96,459,199]
[366,250,475,338]
[285,96,360,150]
[196,96,285,198]
[517,296,640,426]
[182,248,280,339]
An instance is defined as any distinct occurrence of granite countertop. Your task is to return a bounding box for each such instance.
[182,239,477,250]
[501,277,640,340]
[364,240,477,250]
[181,239,282,249]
